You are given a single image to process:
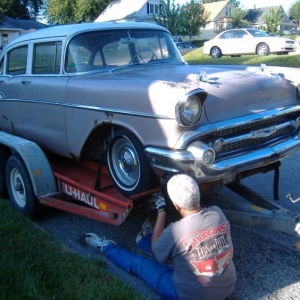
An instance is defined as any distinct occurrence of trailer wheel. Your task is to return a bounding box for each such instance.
[6,154,39,216]
[107,133,157,196]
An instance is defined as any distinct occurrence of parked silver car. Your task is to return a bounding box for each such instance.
[1,22,300,197]
[203,28,297,58]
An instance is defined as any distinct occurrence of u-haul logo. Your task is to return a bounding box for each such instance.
[62,183,99,209]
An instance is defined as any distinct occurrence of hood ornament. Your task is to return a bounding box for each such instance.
[260,64,269,72]
[198,71,219,87]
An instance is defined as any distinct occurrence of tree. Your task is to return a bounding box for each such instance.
[153,0,182,35]
[0,0,43,19]
[231,6,249,28]
[46,0,114,24]
[178,0,210,41]
[262,7,283,35]
[289,1,300,26]
[202,0,240,8]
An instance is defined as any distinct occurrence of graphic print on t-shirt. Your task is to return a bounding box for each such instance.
[181,222,232,277]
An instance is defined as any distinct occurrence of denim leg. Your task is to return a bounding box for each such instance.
[137,233,152,254]
[104,244,178,300]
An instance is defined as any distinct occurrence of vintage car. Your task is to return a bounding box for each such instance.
[0,22,300,197]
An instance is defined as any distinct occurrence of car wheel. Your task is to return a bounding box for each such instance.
[6,154,39,216]
[0,146,9,198]
[107,133,158,196]
[211,47,222,58]
[256,43,270,55]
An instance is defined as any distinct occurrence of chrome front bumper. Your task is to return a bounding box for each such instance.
[145,134,300,182]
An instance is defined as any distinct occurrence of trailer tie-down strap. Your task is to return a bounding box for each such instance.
[94,144,106,192]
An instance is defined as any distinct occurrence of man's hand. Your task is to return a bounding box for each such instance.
[155,194,167,213]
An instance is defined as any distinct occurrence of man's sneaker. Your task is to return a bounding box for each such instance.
[136,218,153,243]
[85,233,116,252]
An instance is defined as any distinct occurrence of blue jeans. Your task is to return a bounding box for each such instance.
[103,234,178,300]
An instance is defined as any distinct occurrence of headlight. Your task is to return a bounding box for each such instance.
[176,95,203,126]
[297,83,300,101]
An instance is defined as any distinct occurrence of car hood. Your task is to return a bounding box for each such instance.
[69,64,299,123]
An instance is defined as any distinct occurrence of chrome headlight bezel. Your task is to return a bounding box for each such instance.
[175,94,203,127]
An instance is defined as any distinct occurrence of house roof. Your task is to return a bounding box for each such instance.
[203,0,231,22]
[245,5,290,25]
[0,15,48,30]
[95,0,148,22]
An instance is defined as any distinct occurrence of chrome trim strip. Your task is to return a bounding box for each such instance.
[175,105,300,149]
[14,98,173,120]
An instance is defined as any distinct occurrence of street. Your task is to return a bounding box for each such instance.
[37,151,300,300]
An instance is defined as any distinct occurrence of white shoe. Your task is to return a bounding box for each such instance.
[136,218,153,243]
[85,233,116,252]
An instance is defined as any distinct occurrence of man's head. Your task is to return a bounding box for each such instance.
[167,174,201,211]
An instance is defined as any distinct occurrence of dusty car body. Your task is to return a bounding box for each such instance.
[1,22,300,197]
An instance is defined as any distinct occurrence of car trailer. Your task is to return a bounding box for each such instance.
[0,131,300,236]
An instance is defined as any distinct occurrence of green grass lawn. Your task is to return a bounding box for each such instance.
[184,47,300,68]
[0,199,145,300]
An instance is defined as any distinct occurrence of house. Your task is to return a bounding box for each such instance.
[95,0,233,41]
[0,15,48,50]
[245,6,298,34]
[200,0,233,40]
[95,0,161,23]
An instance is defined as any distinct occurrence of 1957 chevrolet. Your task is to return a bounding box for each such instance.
[1,21,300,199]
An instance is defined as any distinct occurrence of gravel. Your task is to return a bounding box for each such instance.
[37,152,300,300]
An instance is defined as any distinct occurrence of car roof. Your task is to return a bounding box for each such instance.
[6,21,168,45]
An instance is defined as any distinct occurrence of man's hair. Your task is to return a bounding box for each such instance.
[167,174,201,211]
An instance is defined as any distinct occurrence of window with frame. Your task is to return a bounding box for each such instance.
[225,7,231,16]
[7,46,28,75]
[147,2,160,15]
[33,42,62,74]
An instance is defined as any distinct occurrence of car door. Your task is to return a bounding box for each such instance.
[21,41,70,156]
[0,45,26,137]
[217,30,240,54]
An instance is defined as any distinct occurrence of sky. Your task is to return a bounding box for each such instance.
[175,0,297,14]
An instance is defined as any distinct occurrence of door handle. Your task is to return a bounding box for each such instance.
[21,80,31,84]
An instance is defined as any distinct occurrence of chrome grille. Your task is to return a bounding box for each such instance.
[199,112,300,154]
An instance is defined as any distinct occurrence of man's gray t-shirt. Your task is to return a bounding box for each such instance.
[153,206,236,300]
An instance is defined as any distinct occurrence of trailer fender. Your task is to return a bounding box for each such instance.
[0,132,57,197]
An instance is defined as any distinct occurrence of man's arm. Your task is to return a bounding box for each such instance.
[151,211,166,253]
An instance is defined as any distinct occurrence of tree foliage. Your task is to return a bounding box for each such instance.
[46,0,114,24]
[0,0,43,19]
[202,0,240,8]
[289,0,300,25]
[178,0,210,41]
[262,7,284,34]
[231,6,249,28]
[153,0,182,35]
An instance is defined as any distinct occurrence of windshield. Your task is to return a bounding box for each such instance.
[66,29,184,73]
[247,29,270,38]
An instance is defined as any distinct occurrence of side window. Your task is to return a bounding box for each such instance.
[33,42,62,74]
[7,45,28,75]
